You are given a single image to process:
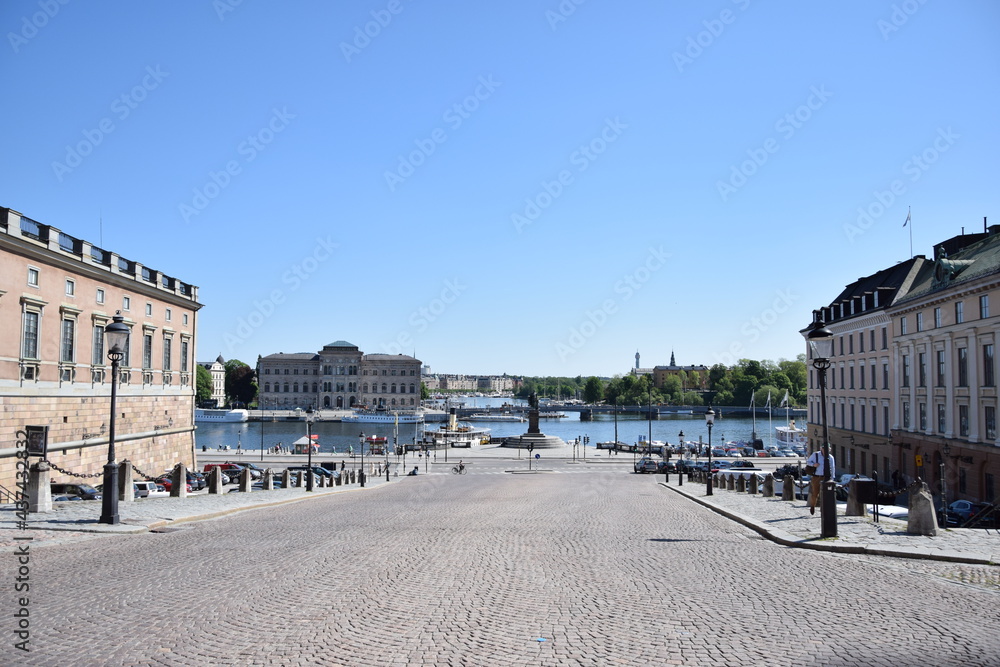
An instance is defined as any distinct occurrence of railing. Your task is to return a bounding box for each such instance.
[0,483,15,504]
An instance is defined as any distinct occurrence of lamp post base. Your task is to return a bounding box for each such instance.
[820,480,837,538]
[99,462,120,525]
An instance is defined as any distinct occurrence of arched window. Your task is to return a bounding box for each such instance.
[363,383,369,393]
[312,382,318,393]
[283,383,289,393]
[391,383,397,394]
[264,382,270,392]
[381,383,388,393]
[391,399,397,405]
[410,383,415,394]
[293,382,299,393]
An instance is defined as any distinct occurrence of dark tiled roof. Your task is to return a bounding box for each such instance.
[262,353,320,361]
[362,354,419,362]
[324,340,357,349]
[896,230,1000,304]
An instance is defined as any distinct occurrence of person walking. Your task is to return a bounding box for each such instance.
[806,448,836,516]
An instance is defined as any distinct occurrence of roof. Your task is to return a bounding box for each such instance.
[323,340,358,349]
[895,228,1000,305]
[362,353,420,362]
[261,353,320,361]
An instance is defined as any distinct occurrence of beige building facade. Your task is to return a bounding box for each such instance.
[0,206,202,492]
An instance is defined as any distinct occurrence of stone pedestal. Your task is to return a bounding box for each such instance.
[171,464,187,498]
[282,469,291,489]
[239,467,252,493]
[762,475,774,497]
[736,476,746,492]
[907,480,938,536]
[727,475,735,491]
[263,469,274,490]
[28,462,52,513]
[209,466,223,494]
[749,475,758,494]
[781,476,794,501]
[118,460,134,503]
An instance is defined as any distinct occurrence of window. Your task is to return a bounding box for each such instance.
[162,337,172,371]
[918,352,926,387]
[959,405,969,437]
[955,301,964,324]
[936,350,946,387]
[870,329,876,351]
[860,405,865,432]
[183,313,189,325]
[870,363,876,389]
[883,363,889,389]
[859,365,865,389]
[96,288,105,304]
[902,354,910,387]
[65,279,75,296]
[985,344,996,387]
[849,336,854,354]
[934,307,942,328]
[145,303,152,317]
[916,312,923,332]
[987,473,996,503]
[60,318,75,362]
[27,267,39,287]
[180,339,188,372]
[959,468,968,494]
[849,367,855,389]
[919,403,927,430]
[903,402,910,429]
[958,348,968,387]
[937,404,946,433]
[22,310,39,358]
[980,295,990,319]
[123,296,131,311]
[839,367,845,389]
[92,325,105,365]
[883,406,889,437]
[882,327,888,350]
[858,333,864,353]
[986,406,997,440]
[165,308,172,322]
[142,334,152,369]
[900,317,908,335]
[871,405,878,434]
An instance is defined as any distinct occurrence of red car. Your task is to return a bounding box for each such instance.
[155,476,193,493]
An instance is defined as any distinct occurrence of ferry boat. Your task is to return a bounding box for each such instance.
[775,420,808,450]
[420,413,491,448]
[195,408,249,423]
[342,408,424,424]
[538,411,567,419]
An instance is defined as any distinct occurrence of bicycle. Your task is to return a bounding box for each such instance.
[451,465,467,474]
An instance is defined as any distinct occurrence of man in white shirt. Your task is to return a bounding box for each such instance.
[806,449,836,515]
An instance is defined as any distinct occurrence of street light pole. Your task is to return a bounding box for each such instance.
[705,407,715,496]
[809,322,837,538]
[305,407,315,491]
[99,312,129,525]
[678,430,685,486]
[358,431,366,487]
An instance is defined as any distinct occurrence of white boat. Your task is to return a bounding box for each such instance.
[775,420,808,450]
[538,412,567,419]
[421,412,491,448]
[195,408,249,423]
[342,409,424,424]
[464,413,526,422]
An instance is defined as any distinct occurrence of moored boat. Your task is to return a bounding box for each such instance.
[342,408,423,424]
[195,408,249,423]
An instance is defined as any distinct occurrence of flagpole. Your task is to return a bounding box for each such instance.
[904,206,913,258]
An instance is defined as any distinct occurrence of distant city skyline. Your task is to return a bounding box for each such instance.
[4,2,998,377]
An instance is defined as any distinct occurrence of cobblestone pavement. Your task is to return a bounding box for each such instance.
[5,469,1000,666]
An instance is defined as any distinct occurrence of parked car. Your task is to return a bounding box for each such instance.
[225,461,263,479]
[155,476,193,494]
[50,483,101,500]
[634,458,658,473]
[134,481,159,498]
[728,460,761,470]
[52,494,82,502]
[656,461,676,473]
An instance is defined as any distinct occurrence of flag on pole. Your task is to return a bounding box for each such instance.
[765,391,771,409]
[750,392,755,408]
[903,208,911,227]
[779,390,789,408]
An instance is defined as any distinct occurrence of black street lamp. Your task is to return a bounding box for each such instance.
[677,430,684,486]
[305,407,316,491]
[705,407,715,496]
[358,431,366,487]
[808,321,837,538]
[99,312,129,525]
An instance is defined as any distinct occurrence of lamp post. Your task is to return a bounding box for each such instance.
[358,431,366,488]
[705,407,715,496]
[99,312,129,525]
[678,430,685,486]
[305,407,316,491]
[808,322,837,538]
[941,442,950,519]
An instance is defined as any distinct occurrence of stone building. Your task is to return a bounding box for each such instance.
[804,224,1000,505]
[196,354,226,407]
[258,342,420,410]
[0,206,202,492]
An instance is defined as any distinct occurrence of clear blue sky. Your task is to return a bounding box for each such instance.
[3,1,998,377]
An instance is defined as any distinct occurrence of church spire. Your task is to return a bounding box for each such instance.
[670,349,676,367]
[635,350,640,369]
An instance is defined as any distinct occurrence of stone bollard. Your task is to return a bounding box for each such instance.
[263,469,275,491]
[749,474,758,494]
[240,467,252,493]
[726,475,735,491]
[335,473,342,486]
[762,474,774,497]
[736,476,746,493]
[907,480,938,536]
[845,479,864,516]
[281,469,291,489]
[781,476,794,501]
[171,464,187,498]
[209,466,223,494]
[317,473,325,488]
[119,460,135,503]
[351,470,357,484]
[294,471,303,488]
[27,461,52,513]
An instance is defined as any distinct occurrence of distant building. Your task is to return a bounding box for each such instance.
[0,205,202,492]
[197,354,225,406]
[258,341,420,409]
[631,351,708,391]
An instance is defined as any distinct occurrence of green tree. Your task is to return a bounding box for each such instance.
[196,365,213,404]
[680,391,704,406]
[420,382,430,400]
[661,375,682,402]
[583,376,604,403]
[224,359,257,407]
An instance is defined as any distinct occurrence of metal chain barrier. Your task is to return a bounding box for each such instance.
[122,459,161,482]
[41,459,103,479]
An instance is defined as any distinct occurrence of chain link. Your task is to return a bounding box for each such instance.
[41,459,104,479]
[122,459,162,482]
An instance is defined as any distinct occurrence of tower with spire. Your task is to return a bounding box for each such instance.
[635,350,640,369]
